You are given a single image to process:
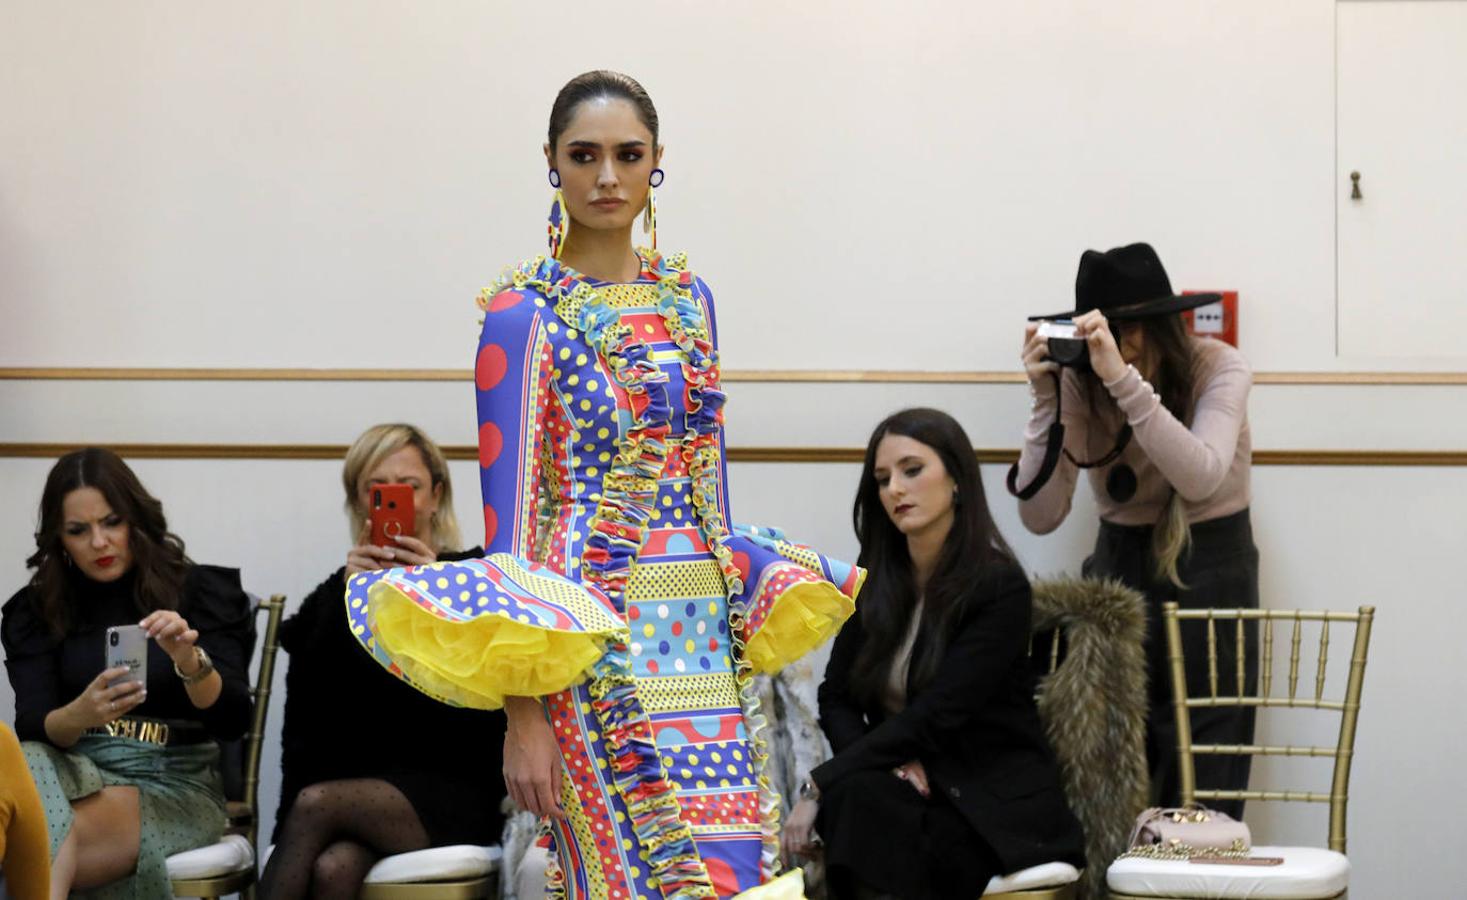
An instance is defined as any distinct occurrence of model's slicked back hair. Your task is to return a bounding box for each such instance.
[548,70,659,152]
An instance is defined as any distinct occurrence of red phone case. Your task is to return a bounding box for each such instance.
[369,484,415,547]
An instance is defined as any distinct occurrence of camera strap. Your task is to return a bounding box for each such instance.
[1006,373,1134,500]
[1067,424,1133,469]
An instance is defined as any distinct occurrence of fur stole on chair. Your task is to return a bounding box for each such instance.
[1032,576,1151,899]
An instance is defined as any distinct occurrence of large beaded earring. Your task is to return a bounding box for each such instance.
[547,168,568,260]
[643,168,664,250]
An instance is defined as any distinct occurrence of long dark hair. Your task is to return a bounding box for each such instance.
[1139,312,1199,428]
[25,448,191,636]
[849,408,1016,710]
[1081,313,1199,585]
[548,70,660,152]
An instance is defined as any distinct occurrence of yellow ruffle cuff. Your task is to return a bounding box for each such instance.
[743,579,860,675]
[345,554,627,709]
[726,527,866,675]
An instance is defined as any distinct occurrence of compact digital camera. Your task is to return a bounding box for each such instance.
[1035,319,1091,371]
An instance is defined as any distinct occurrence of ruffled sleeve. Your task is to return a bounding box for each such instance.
[475,269,558,558]
[345,554,628,710]
[724,526,864,675]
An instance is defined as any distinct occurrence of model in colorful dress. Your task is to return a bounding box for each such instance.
[345,71,863,899]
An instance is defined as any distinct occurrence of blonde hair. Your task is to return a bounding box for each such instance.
[1152,493,1192,588]
[342,423,463,553]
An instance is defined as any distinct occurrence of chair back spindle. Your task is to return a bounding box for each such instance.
[243,595,286,852]
[1164,603,1375,855]
[172,593,286,900]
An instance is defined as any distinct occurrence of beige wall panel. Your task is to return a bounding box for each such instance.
[3,378,1465,451]
[6,0,1425,373]
[0,457,1460,899]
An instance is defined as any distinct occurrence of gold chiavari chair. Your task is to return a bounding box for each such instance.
[170,594,286,900]
[1107,603,1376,900]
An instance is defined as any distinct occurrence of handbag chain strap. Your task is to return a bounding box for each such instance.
[1119,837,1252,861]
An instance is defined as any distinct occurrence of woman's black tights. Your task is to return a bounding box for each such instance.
[259,778,429,899]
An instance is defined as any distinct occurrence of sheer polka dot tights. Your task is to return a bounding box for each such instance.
[258,778,429,899]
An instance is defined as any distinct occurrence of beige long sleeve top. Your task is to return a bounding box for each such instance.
[882,599,924,716]
[1016,336,1252,533]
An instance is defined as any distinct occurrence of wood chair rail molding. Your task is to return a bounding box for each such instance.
[1,443,1463,467]
[3,367,1466,385]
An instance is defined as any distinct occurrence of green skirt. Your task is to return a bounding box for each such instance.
[23,735,226,900]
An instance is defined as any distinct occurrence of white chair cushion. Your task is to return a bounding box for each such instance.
[984,861,1083,894]
[364,844,503,884]
[164,834,255,880]
[1106,845,1349,899]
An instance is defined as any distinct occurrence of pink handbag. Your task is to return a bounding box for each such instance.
[1124,806,1252,859]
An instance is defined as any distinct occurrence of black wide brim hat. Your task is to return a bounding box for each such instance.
[1032,242,1221,322]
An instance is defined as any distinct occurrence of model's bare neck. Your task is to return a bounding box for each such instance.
[561,225,640,283]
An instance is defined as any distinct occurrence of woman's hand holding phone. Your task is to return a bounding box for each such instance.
[71,667,147,729]
[139,609,201,672]
[345,524,437,577]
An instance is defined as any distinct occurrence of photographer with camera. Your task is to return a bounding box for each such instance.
[1010,243,1257,816]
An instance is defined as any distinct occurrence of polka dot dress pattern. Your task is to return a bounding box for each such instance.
[351,254,863,900]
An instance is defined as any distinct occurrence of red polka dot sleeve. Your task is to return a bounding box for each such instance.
[475,287,556,556]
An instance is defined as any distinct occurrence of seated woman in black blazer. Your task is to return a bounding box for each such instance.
[262,423,509,899]
[782,407,1085,900]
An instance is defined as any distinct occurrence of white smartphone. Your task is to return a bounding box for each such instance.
[105,624,148,689]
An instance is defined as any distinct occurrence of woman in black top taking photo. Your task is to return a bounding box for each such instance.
[782,408,1083,900]
[1,448,254,899]
[262,423,509,899]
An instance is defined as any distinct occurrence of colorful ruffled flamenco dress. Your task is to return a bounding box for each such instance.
[346,251,863,899]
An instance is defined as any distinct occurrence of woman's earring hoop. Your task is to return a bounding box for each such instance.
[547,169,568,259]
[643,168,664,250]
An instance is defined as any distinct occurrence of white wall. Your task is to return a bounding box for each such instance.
[5,0,1459,375]
[3,1,1463,897]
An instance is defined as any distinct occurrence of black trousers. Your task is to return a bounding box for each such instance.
[817,769,1003,900]
[1084,508,1260,819]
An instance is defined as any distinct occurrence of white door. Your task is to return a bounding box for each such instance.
[1337,0,1467,362]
